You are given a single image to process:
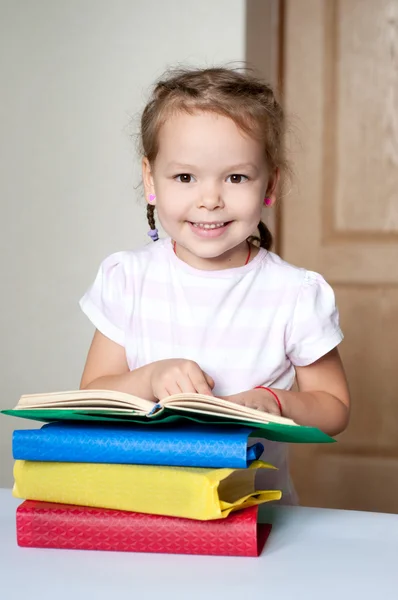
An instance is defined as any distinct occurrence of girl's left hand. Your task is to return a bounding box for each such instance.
[218,389,281,415]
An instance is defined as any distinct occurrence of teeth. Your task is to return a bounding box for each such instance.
[193,222,225,229]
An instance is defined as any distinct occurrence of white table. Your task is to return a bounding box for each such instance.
[1,489,398,599]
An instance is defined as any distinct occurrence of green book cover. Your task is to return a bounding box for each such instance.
[1,407,334,444]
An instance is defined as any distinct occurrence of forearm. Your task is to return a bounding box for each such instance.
[270,388,349,436]
[81,363,156,401]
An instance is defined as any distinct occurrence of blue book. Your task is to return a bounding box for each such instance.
[12,423,264,468]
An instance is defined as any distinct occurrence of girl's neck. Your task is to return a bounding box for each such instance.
[172,240,259,271]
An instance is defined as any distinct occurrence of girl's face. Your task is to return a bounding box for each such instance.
[143,110,277,270]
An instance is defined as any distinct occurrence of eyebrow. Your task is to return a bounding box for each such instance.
[166,163,196,170]
[166,162,259,173]
[226,163,259,173]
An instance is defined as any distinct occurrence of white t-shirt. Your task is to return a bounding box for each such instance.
[80,238,343,504]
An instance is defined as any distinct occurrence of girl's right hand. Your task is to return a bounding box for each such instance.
[149,359,215,400]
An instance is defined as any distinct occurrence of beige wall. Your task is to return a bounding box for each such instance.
[0,0,246,487]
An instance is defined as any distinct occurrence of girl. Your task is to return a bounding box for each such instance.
[79,67,350,504]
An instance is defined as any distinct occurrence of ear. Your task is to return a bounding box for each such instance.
[142,157,156,204]
[265,168,280,207]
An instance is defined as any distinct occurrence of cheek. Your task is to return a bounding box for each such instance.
[231,188,263,221]
[156,196,187,225]
[156,182,195,218]
[247,205,264,229]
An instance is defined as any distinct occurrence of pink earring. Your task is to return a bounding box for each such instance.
[264,197,272,206]
[149,194,156,203]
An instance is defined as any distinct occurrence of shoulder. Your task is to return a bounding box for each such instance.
[261,251,309,288]
[81,239,170,302]
[96,238,170,278]
[265,255,344,365]
[260,252,338,313]
[79,240,171,343]
[264,252,330,286]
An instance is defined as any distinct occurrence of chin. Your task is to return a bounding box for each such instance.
[186,241,240,260]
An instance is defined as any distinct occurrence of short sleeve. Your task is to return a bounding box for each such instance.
[286,271,344,367]
[79,253,130,347]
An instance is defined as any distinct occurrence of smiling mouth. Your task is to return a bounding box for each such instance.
[189,221,232,230]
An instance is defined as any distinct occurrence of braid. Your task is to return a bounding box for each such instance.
[257,220,273,250]
[248,220,273,250]
[147,203,156,230]
[146,203,159,242]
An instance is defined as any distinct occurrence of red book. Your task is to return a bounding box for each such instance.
[16,501,271,557]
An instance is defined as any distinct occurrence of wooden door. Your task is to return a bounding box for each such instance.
[282,0,398,513]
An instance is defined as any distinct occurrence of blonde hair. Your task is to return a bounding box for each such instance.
[140,67,287,250]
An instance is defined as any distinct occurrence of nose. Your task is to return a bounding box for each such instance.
[197,183,225,210]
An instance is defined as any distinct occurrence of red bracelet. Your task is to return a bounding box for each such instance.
[254,386,283,415]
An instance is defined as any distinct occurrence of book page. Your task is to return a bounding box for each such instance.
[15,389,155,414]
[218,467,256,503]
[161,393,297,427]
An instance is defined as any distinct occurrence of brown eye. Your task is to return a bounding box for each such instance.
[175,174,194,183]
[227,174,248,184]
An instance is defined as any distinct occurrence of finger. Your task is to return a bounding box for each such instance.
[175,374,197,394]
[263,403,281,415]
[253,405,270,413]
[204,372,215,389]
[245,399,278,414]
[153,386,171,401]
[220,394,246,405]
[190,372,214,396]
[163,381,184,397]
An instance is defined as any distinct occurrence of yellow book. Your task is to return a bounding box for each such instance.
[13,460,281,521]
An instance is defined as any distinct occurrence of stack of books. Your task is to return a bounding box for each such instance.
[2,388,333,557]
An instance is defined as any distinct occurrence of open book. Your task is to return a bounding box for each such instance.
[1,389,333,444]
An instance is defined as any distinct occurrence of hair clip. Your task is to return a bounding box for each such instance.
[147,228,159,241]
